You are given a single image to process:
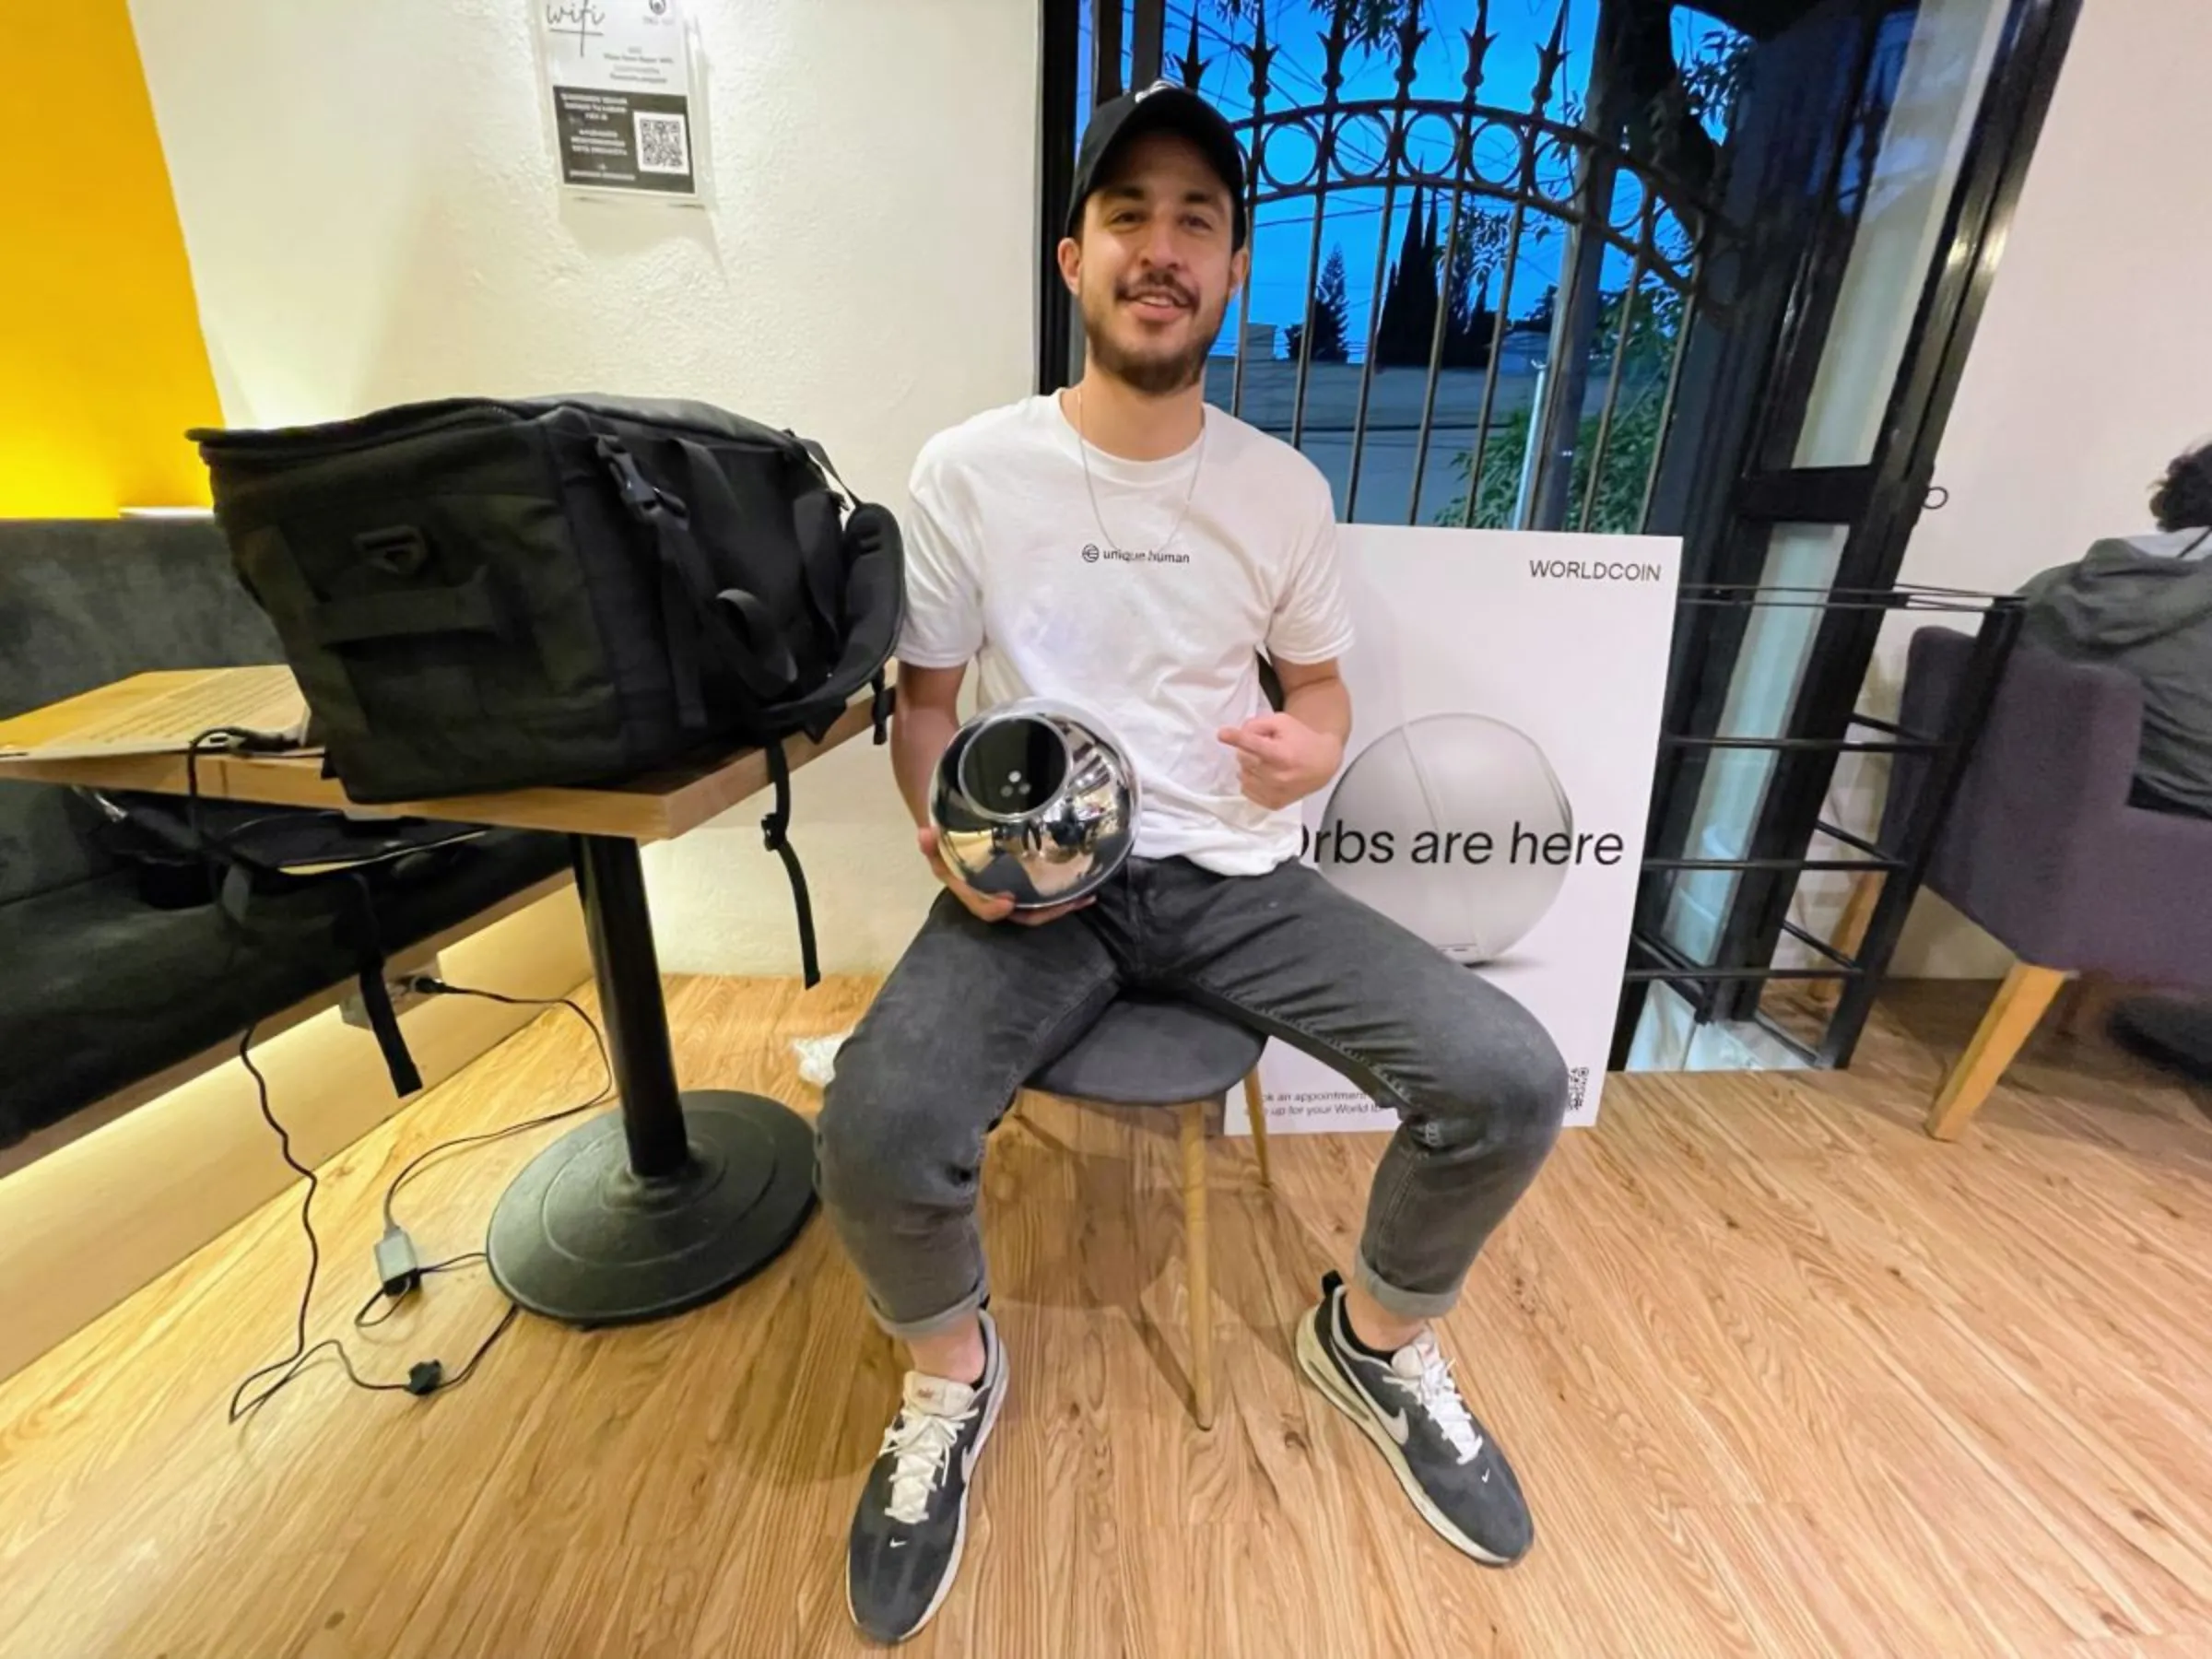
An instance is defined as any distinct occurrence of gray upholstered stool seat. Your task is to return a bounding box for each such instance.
[1020,993,1272,1430]
[1030,994,1265,1106]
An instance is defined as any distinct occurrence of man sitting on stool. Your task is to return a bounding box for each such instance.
[815,83,1571,1645]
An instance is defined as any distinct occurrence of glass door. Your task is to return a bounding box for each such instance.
[1628,0,2081,1062]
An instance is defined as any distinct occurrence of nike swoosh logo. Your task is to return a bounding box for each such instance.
[1330,1303,1414,1446]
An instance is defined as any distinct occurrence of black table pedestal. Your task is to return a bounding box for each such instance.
[487,835,817,1326]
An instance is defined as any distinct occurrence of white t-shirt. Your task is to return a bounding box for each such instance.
[898,393,1354,877]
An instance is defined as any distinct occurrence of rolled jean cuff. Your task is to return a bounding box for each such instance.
[1353,1251,1465,1323]
[868,1279,987,1343]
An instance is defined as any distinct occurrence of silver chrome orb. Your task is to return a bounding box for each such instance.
[929,699,1137,908]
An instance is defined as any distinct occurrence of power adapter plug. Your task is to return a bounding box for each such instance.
[374,1225,423,1299]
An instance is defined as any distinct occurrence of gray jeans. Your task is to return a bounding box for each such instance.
[815,856,1569,1339]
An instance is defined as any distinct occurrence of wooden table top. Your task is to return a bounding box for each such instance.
[0,669,882,844]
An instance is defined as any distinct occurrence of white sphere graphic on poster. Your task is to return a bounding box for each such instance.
[1314,714,1574,964]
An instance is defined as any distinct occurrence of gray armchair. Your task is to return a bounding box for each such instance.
[1874,627,2212,1137]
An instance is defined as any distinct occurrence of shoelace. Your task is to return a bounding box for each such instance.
[1385,1335,1486,1466]
[879,1399,979,1525]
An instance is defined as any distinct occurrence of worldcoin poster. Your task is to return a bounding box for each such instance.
[1241,526,1681,1135]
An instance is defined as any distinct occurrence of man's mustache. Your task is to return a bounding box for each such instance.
[1115,277,1195,309]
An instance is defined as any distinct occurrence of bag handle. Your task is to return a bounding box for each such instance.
[786,435,867,651]
[667,437,811,688]
[597,436,796,728]
[791,432,855,505]
[789,488,849,653]
[770,501,906,743]
[310,566,506,648]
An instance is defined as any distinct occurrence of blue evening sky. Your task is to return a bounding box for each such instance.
[1077,1,1733,357]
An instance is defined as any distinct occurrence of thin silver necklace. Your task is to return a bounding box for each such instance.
[1071,385,1207,557]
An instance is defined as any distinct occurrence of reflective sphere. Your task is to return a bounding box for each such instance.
[929,699,1138,908]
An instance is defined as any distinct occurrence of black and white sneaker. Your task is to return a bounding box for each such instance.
[1296,1271,1534,1565]
[846,1310,1007,1644]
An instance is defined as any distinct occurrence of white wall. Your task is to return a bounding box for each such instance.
[131,0,1040,975]
[1901,0,2212,604]
[1844,0,2212,977]
[130,0,2199,989]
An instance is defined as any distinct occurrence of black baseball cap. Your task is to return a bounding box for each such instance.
[1067,80,1248,250]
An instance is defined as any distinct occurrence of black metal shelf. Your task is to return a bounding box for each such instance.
[1618,582,2023,1070]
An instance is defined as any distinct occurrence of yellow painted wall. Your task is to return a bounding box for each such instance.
[2,3,220,517]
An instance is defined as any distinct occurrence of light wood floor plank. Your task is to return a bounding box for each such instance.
[5,974,2212,1657]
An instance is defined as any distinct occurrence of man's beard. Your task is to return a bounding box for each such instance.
[1081,276,1227,395]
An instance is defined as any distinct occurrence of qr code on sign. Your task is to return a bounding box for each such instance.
[634,112,690,175]
[1567,1067,1588,1114]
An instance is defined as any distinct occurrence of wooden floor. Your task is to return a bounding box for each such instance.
[6,978,2212,1658]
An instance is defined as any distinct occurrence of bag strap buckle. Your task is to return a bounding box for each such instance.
[595,435,687,523]
[870,673,893,745]
[760,738,793,852]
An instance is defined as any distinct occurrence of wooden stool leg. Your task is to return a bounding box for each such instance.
[1809,870,1883,1012]
[1242,1070,1272,1189]
[1926,962,2067,1141]
[1178,1101,1216,1430]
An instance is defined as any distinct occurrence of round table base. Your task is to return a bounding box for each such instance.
[487,1090,817,1327]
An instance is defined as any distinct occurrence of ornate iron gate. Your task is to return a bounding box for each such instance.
[1072,0,1745,534]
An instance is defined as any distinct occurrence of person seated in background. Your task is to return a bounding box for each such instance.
[2019,441,2212,818]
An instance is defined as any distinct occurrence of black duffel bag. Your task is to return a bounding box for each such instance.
[190,394,906,983]
[82,786,493,1095]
